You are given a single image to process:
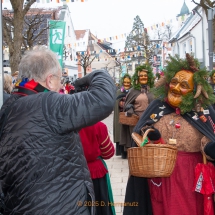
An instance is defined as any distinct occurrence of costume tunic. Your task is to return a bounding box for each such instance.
[79,122,115,179]
[120,88,153,149]
[148,113,209,215]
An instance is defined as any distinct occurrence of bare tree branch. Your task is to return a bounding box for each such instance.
[77,51,96,76]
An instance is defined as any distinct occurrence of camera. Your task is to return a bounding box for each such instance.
[75,84,88,93]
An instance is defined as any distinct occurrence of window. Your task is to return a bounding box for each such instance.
[68,26,70,37]
[189,39,192,52]
[182,42,186,57]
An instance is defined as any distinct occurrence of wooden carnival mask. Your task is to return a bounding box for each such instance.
[167,70,194,108]
[138,70,148,85]
[123,77,131,90]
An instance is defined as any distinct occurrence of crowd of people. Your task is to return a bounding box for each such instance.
[0,47,215,215]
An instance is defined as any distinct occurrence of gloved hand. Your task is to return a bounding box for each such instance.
[74,69,109,90]
[143,126,161,141]
[204,142,215,160]
[124,104,134,112]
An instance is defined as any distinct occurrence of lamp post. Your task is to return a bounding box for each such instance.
[208,8,215,71]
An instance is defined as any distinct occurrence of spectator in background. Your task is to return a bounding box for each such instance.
[11,71,19,87]
[59,77,66,94]
[79,121,116,215]
[3,73,13,103]
[65,80,75,94]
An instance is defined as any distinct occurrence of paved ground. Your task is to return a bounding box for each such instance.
[102,112,129,215]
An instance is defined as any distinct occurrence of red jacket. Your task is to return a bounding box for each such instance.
[79,122,115,179]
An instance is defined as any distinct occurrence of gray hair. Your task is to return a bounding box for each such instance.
[18,46,61,82]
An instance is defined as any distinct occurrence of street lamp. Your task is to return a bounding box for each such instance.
[208,8,215,71]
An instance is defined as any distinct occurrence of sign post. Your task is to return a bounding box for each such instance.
[49,20,66,68]
[208,8,214,71]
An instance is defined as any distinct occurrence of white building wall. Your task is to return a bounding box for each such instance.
[191,21,203,64]
[171,7,210,69]
[61,4,78,78]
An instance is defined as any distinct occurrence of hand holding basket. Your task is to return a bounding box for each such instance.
[128,128,178,178]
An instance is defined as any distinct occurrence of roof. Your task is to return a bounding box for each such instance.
[97,42,116,56]
[75,30,88,40]
[177,0,190,17]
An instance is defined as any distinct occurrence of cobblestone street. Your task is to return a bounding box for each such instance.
[102,112,129,215]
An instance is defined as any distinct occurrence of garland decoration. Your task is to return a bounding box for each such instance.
[151,53,215,114]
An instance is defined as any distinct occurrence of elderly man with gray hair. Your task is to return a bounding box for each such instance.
[0,46,116,215]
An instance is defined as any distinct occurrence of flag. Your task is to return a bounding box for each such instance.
[49,20,66,68]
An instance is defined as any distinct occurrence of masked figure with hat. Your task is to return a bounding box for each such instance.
[123,54,215,215]
[119,65,154,158]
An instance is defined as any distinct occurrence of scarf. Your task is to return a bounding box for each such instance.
[13,79,49,96]
[141,85,149,94]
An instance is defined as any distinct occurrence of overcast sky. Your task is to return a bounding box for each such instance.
[68,0,197,38]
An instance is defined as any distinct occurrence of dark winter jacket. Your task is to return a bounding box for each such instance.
[0,70,116,215]
[3,92,10,104]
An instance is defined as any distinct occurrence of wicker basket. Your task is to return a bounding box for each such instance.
[128,130,177,178]
[119,112,139,126]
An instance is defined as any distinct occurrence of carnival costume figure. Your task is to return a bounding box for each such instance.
[113,74,132,157]
[119,65,154,158]
[123,54,215,215]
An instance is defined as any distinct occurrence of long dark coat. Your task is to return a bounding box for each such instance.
[113,89,123,143]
